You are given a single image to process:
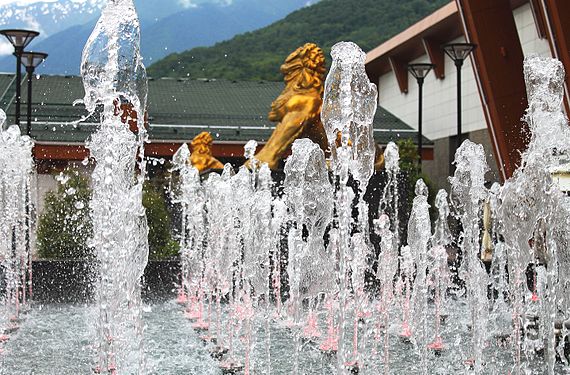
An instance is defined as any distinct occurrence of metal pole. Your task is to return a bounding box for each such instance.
[15,47,22,126]
[418,78,424,168]
[456,59,463,153]
[25,67,34,301]
[25,68,33,301]
[26,67,33,136]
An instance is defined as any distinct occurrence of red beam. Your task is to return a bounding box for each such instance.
[33,144,89,161]
[34,143,431,167]
[33,142,270,161]
[457,0,528,180]
[144,142,183,157]
[389,56,409,94]
[422,37,446,79]
[145,142,267,158]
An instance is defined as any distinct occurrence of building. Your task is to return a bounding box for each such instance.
[365,0,569,190]
[0,73,429,212]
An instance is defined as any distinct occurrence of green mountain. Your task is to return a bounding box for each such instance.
[148,0,449,81]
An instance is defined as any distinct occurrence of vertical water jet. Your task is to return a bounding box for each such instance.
[80,0,149,372]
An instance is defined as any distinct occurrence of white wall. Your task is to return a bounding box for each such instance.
[36,173,58,216]
[513,3,551,58]
[376,4,551,141]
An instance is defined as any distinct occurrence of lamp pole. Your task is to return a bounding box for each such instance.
[443,43,477,155]
[21,52,48,135]
[408,63,435,168]
[0,29,40,128]
[15,47,22,126]
[19,51,46,303]
[456,59,462,152]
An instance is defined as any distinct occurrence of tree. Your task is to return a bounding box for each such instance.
[37,169,93,259]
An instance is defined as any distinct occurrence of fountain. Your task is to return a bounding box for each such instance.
[80,0,149,372]
[165,52,570,375]
[0,109,34,350]
[321,41,378,374]
[0,0,569,372]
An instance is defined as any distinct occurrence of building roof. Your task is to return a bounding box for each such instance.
[366,2,461,83]
[365,0,530,86]
[1,73,431,147]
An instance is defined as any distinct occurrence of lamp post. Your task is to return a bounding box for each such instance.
[21,52,48,136]
[0,29,39,127]
[443,42,477,155]
[19,51,46,304]
[408,63,435,168]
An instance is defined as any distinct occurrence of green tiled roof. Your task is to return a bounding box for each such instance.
[2,73,430,145]
[0,74,17,110]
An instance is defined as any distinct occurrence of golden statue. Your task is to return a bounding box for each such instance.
[189,131,224,172]
[374,144,385,170]
[253,43,386,171]
[254,43,328,169]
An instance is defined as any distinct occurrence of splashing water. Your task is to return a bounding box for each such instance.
[496,56,570,374]
[0,110,34,343]
[449,140,489,373]
[81,0,149,373]
[171,144,204,309]
[13,37,562,374]
[283,138,333,373]
[321,41,379,374]
[378,141,401,248]
[75,42,569,375]
[406,179,431,373]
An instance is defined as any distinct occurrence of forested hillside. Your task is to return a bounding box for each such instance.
[148,0,449,81]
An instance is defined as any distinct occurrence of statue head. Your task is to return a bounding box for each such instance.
[189,131,224,172]
[191,131,214,156]
[268,43,326,122]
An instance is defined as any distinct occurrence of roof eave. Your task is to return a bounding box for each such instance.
[365,2,461,82]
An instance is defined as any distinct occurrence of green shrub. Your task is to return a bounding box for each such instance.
[397,138,437,219]
[37,170,178,260]
[143,182,180,260]
[37,169,93,259]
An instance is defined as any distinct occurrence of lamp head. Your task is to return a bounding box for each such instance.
[443,43,477,63]
[0,29,39,51]
[408,63,435,82]
[21,51,48,71]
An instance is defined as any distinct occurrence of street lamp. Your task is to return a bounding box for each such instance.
[443,42,477,154]
[408,63,435,168]
[0,29,40,127]
[19,50,46,305]
[21,52,48,136]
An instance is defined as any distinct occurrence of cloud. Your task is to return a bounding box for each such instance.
[178,0,197,8]
[178,0,232,8]
[21,12,44,34]
[0,39,13,56]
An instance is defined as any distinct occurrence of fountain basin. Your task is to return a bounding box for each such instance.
[1,299,567,374]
